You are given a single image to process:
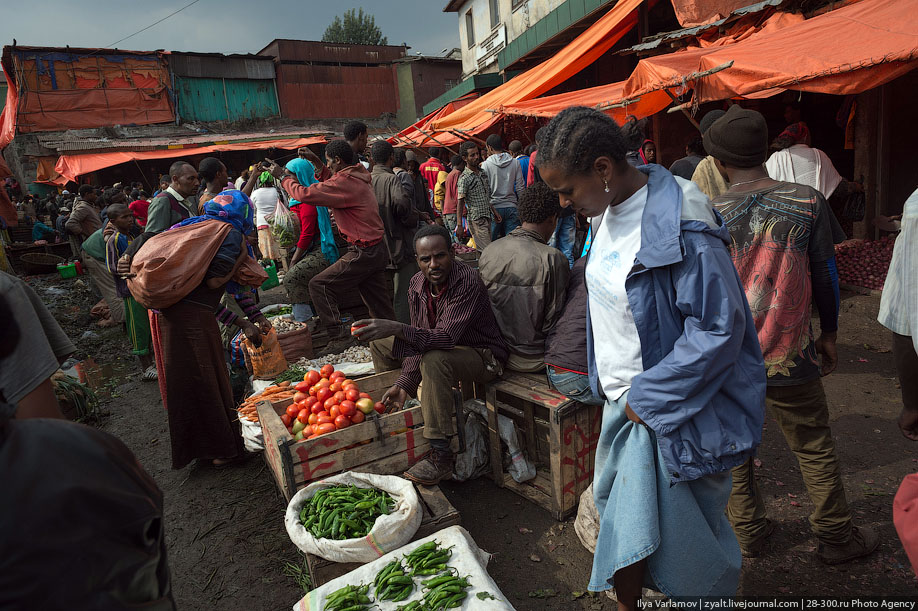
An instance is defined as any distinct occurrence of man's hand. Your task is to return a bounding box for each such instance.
[898,409,918,441]
[624,402,645,425]
[351,318,405,342]
[252,314,272,335]
[240,320,263,348]
[117,254,135,278]
[382,385,409,413]
[300,148,323,166]
[815,331,838,376]
[265,159,286,180]
[492,209,502,223]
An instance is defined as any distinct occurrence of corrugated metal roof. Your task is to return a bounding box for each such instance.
[37,128,331,153]
[167,52,276,79]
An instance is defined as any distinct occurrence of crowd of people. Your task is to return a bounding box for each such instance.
[3,103,917,609]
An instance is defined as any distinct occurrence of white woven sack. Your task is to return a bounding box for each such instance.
[285,472,422,563]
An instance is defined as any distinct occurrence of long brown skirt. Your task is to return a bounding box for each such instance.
[156,300,244,469]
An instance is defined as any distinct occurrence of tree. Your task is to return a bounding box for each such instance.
[322,8,388,45]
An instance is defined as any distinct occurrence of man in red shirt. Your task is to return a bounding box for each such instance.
[419,148,446,206]
[269,140,396,342]
[442,155,465,241]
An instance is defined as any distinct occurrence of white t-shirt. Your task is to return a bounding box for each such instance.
[234,176,245,190]
[251,187,280,227]
[586,184,647,401]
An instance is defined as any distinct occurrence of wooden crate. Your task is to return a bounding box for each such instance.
[304,483,460,587]
[484,372,601,520]
[256,370,428,501]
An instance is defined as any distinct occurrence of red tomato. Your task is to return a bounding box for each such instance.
[280,413,293,427]
[334,391,346,404]
[293,391,308,403]
[355,398,374,414]
[316,414,334,426]
[305,396,319,409]
[345,388,360,402]
[308,385,319,397]
[307,433,320,439]
[320,364,335,378]
[316,422,337,435]
[305,370,321,386]
[311,401,325,415]
[317,378,332,389]
[374,402,386,414]
[295,381,310,393]
[285,404,300,418]
[297,409,310,424]
[324,396,338,411]
[330,370,346,381]
[302,425,314,437]
[339,400,357,417]
[329,381,342,393]
[359,392,371,400]
[316,387,331,403]
[334,414,351,430]
[342,380,356,390]
[308,412,319,426]
[350,410,365,424]
[329,404,340,419]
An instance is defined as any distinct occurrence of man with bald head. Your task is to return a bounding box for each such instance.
[118,160,200,270]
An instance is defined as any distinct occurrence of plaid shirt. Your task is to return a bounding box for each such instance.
[456,167,491,221]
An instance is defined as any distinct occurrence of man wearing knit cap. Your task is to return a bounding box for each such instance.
[708,104,879,565]
[690,109,729,199]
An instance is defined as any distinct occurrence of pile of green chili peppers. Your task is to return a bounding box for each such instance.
[300,485,395,540]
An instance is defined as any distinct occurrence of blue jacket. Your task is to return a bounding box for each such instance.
[586,165,766,484]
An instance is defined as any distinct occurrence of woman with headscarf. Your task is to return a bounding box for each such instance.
[197,157,256,213]
[639,139,657,165]
[250,171,286,264]
[152,190,269,469]
[281,156,339,322]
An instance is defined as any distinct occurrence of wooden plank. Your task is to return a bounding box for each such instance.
[485,385,505,486]
[502,473,553,511]
[257,400,292,497]
[291,427,428,483]
[287,406,425,464]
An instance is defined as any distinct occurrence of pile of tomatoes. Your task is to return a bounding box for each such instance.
[281,364,387,441]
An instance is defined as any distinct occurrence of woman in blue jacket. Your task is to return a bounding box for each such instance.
[538,107,766,608]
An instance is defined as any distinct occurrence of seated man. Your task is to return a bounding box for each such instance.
[478,182,570,372]
[353,224,507,486]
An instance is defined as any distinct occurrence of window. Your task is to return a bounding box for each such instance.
[512,0,527,9]
[444,79,458,91]
[465,10,475,47]
[489,0,500,29]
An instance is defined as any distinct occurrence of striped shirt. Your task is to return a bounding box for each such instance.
[456,167,491,221]
[393,261,508,395]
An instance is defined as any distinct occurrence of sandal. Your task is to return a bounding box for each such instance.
[141,365,158,381]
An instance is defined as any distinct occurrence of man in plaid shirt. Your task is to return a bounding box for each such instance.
[456,142,501,251]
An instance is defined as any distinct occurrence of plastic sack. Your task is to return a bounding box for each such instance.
[240,415,264,452]
[452,410,489,482]
[267,198,298,248]
[243,328,288,380]
[128,220,267,310]
[292,525,515,611]
[464,399,536,483]
[574,484,600,554]
[285,472,422,563]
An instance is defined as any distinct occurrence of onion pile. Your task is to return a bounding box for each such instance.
[834,234,897,291]
[451,242,476,254]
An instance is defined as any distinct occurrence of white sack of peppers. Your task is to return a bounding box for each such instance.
[285,472,422,563]
[293,525,515,611]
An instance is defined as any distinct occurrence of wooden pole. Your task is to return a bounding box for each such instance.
[665,90,701,131]
[415,128,459,155]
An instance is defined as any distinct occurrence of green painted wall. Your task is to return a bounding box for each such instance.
[174,76,279,122]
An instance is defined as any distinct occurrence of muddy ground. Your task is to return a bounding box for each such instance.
[28,274,917,610]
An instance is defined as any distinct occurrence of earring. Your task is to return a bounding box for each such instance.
[603,179,610,193]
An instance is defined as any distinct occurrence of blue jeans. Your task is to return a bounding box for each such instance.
[546,366,604,405]
[491,206,520,241]
[549,214,576,267]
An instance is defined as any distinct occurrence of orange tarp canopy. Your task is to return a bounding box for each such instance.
[623,0,918,107]
[431,0,643,133]
[499,80,663,122]
[670,0,753,27]
[389,93,481,149]
[52,136,327,185]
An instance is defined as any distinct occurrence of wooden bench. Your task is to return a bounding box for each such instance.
[484,371,601,520]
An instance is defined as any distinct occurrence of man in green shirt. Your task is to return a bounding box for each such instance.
[117,161,199,273]
[82,224,123,327]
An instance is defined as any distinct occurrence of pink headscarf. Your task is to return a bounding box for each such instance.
[778,121,811,146]
[639,139,656,165]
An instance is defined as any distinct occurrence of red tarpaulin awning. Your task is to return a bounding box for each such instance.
[389,93,481,150]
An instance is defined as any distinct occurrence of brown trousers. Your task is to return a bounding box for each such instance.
[893,333,918,414]
[308,242,395,337]
[468,217,492,251]
[370,337,496,440]
[727,379,852,545]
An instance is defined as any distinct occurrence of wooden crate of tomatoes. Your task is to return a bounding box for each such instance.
[256,366,428,501]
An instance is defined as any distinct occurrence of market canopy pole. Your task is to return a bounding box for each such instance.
[414,128,458,156]
[390,135,430,158]
[448,129,487,148]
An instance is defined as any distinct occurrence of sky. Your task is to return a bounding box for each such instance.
[2,0,461,57]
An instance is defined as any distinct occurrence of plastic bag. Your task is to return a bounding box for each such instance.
[464,399,536,483]
[243,328,288,380]
[453,411,489,482]
[240,416,264,452]
[292,525,515,611]
[267,198,298,248]
[574,484,600,554]
[285,472,422,563]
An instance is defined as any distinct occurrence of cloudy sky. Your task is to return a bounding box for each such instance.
[3,0,461,56]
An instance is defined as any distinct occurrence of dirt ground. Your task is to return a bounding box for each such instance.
[28,274,918,610]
